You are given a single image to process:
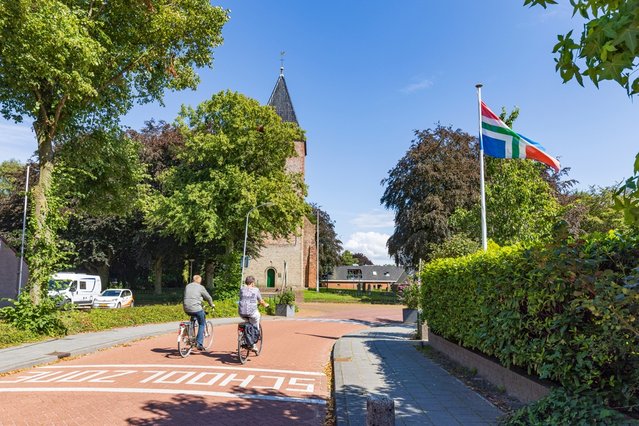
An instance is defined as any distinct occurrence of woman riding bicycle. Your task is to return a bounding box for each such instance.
[238,276,269,351]
[183,274,214,351]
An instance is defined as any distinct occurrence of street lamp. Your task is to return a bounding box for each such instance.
[240,202,274,287]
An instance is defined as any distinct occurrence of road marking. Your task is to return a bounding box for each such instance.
[0,387,326,405]
[37,364,325,376]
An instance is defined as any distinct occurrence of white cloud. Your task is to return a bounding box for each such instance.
[344,231,394,265]
[351,210,394,229]
[401,78,433,94]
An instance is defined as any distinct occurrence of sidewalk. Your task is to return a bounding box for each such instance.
[0,317,240,374]
[333,324,503,425]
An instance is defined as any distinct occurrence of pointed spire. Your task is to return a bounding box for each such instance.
[268,67,298,124]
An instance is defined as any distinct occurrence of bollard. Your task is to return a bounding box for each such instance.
[366,395,395,426]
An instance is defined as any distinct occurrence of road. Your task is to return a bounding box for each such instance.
[0,303,401,425]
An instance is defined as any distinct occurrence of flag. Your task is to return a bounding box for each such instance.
[480,101,560,172]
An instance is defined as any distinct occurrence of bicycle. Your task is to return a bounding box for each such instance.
[177,313,214,358]
[237,318,263,364]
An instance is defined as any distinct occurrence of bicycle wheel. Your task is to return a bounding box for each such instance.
[238,330,250,364]
[201,321,214,350]
[254,324,263,356]
[178,326,192,358]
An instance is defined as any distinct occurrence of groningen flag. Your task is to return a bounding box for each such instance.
[480,102,560,172]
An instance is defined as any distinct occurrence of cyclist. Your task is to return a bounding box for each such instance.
[183,274,214,350]
[239,275,269,352]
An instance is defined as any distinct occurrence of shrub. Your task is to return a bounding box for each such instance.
[0,291,67,336]
[501,388,633,425]
[421,229,639,417]
[397,280,420,309]
[276,288,296,305]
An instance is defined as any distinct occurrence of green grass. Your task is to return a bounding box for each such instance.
[0,298,241,349]
[303,288,400,304]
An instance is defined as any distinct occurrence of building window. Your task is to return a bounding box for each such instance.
[384,272,390,277]
[347,269,362,279]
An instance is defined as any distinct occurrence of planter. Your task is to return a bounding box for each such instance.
[276,304,295,317]
[402,308,418,324]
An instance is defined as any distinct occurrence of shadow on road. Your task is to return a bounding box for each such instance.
[126,389,325,425]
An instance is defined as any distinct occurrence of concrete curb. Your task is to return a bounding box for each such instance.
[0,317,245,374]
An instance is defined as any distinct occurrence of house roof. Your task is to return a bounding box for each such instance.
[267,69,298,125]
[325,265,407,283]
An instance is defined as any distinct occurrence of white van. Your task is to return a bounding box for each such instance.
[48,273,102,308]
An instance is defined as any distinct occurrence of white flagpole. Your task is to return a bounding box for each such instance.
[476,84,488,251]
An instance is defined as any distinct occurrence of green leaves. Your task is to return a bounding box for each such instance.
[422,231,639,417]
[527,0,639,96]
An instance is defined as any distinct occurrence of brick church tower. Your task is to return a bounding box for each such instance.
[243,68,317,290]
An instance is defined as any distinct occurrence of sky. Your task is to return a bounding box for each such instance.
[2,1,638,265]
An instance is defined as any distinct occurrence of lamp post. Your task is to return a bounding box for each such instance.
[240,202,273,287]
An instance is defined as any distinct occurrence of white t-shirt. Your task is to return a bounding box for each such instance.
[238,285,263,316]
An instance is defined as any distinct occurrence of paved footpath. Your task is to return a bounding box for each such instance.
[0,304,503,425]
[334,325,503,425]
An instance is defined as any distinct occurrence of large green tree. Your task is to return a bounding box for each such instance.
[145,90,310,287]
[0,0,228,301]
[381,125,480,266]
[311,204,343,277]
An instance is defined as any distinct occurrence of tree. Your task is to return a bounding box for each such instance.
[352,252,373,265]
[526,0,639,95]
[311,204,343,277]
[450,159,561,246]
[0,0,228,301]
[145,90,310,290]
[381,125,480,266]
[563,186,625,236]
[340,250,358,266]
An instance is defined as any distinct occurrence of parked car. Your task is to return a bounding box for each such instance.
[92,289,134,309]
[48,273,102,309]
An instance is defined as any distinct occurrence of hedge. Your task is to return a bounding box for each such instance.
[421,229,639,418]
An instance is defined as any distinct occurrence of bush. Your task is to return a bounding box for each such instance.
[0,292,67,336]
[397,280,420,309]
[421,229,639,417]
[276,288,296,305]
[501,388,633,425]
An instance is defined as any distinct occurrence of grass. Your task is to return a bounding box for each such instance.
[0,298,241,349]
[303,288,400,304]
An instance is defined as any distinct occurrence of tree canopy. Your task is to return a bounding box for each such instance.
[0,0,228,300]
[145,90,309,253]
[526,0,639,95]
[381,125,480,266]
[311,204,343,277]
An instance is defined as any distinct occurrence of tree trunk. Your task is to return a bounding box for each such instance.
[28,122,55,305]
[204,259,214,292]
[153,256,163,295]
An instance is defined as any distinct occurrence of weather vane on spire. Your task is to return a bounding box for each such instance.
[280,51,285,76]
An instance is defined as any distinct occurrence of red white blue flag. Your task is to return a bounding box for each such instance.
[480,102,560,172]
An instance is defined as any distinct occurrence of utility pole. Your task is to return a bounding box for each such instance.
[316,209,320,292]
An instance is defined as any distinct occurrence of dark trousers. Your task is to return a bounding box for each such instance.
[190,310,206,347]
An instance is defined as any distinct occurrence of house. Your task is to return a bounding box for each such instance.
[322,265,408,291]
[0,236,28,306]
[242,67,318,291]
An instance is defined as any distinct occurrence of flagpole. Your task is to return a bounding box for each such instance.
[476,84,488,251]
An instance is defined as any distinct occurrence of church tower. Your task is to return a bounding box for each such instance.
[243,67,317,291]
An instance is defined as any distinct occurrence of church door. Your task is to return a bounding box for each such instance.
[266,268,275,288]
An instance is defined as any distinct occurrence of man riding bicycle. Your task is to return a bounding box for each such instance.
[183,274,214,350]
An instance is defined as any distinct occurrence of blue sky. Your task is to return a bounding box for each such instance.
[2,1,638,264]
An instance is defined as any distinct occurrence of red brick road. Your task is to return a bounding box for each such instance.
[0,303,401,425]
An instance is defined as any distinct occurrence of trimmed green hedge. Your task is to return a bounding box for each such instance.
[422,230,639,418]
[0,299,240,349]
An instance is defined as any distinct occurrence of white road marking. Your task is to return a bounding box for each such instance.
[0,387,326,405]
[38,364,325,376]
